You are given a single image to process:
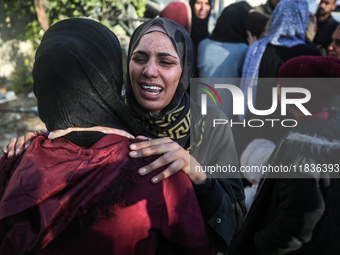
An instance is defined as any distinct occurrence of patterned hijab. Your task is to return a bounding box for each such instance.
[240,0,309,119]
[126,18,194,147]
[33,18,141,134]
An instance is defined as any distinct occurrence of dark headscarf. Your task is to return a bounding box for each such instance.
[126,18,194,146]
[189,0,212,51]
[247,10,269,39]
[33,18,140,135]
[210,2,251,44]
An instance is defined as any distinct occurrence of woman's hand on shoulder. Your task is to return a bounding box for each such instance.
[129,136,207,184]
[2,130,48,158]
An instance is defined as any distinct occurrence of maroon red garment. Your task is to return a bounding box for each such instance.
[0,135,214,255]
[160,2,191,34]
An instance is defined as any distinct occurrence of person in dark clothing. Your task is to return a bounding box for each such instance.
[255,0,280,18]
[328,24,340,58]
[314,0,339,54]
[254,0,280,36]
[196,2,251,120]
[229,55,340,255]
[247,10,269,41]
[235,0,321,156]
[189,0,212,53]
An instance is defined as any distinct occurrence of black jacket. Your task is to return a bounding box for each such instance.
[313,15,339,53]
[229,110,340,255]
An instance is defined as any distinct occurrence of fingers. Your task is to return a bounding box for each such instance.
[135,135,151,140]
[137,146,182,172]
[3,131,41,158]
[23,132,39,150]
[6,137,18,158]
[150,168,178,183]
[144,160,184,183]
[14,135,26,155]
[2,146,8,154]
[129,137,172,154]
[136,148,190,184]
[129,141,177,159]
[129,137,191,183]
[37,130,49,137]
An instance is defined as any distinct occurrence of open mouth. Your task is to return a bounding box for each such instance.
[141,85,163,95]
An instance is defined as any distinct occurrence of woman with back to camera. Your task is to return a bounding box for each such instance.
[196,2,252,120]
[235,0,321,157]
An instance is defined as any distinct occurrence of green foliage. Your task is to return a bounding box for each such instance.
[4,0,146,46]
[4,0,146,93]
[131,0,146,17]
[9,66,34,94]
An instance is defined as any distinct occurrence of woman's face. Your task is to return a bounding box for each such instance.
[129,31,182,114]
[194,0,211,20]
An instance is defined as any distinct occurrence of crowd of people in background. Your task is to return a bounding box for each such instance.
[0,0,340,254]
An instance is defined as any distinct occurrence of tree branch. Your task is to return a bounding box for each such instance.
[34,0,49,32]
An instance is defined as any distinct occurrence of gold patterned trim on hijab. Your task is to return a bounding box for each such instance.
[139,106,190,140]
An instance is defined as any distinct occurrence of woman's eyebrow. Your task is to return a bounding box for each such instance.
[132,50,178,60]
[132,50,148,56]
[157,52,179,60]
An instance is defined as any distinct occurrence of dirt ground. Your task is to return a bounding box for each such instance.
[0,92,45,152]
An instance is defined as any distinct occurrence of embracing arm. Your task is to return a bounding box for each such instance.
[129,109,246,252]
[2,131,47,158]
[3,127,134,158]
[129,136,207,184]
[190,113,245,251]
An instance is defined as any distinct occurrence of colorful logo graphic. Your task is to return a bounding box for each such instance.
[198,82,222,106]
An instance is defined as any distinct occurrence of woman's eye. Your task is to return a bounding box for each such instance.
[133,57,147,63]
[335,39,340,47]
[160,60,173,66]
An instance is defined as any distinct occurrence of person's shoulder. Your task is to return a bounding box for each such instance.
[254,1,271,18]
[227,42,249,51]
[279,114,340,152]
[204,106,228,120]
[278,43,322,58]
[329,15,340,25]
[199,37,210,46]
[299,43,323,56]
